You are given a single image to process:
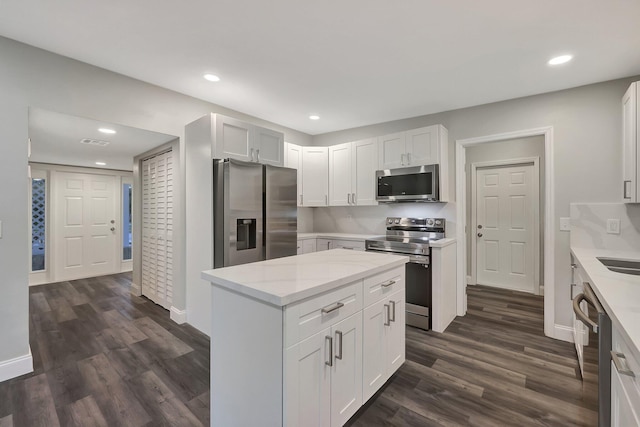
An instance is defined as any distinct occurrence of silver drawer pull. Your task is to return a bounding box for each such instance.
[381,280,396,288]
[342,246,354,250]
[384,304,390,326]
[335,330,343,361]
[390,300,396,322]
[325,336,333,366]
[321,302,344,314]
[611,351,636,377]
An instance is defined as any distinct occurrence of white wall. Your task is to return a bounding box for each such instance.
[312,76,640,329]
[0,36,311,372]
[571,203,640,251]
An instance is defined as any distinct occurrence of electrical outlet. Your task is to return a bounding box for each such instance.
[606,218,621,235]
[559,217,571,232]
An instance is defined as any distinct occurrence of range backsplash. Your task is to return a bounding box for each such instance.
[570,203,640,251]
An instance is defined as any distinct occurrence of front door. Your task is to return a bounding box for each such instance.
[55,172,117,281]
[475,163,537,293]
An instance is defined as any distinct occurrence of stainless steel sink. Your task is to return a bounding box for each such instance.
[597,257,640,275]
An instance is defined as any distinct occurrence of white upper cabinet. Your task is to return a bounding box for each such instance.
[328,138,378,206]
[302,147,329,206]
[285,142,304,206]
[208,114,284,166]
[378,125,448,170]
[623,81,639,203]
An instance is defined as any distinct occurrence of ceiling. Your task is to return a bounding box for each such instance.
[29,108,177,171]
[3,0,640,135]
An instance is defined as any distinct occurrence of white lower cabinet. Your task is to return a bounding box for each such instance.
[611,328,640,426]
[297,239,317,254]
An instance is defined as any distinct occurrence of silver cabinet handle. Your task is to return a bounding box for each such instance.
[342,246,354,250]
[335,331,343,361]
[256,149,260,162]
[407,152,411,164]
[400,153,405,166]
[347,193,351,204]
[300,194,303,205]
[381,280,396,288]
[327,241,331,250]
[611,351,635,377]
[321,301,344,314]
[352,193,356,204]
[250,148,255,162]
[325,336,333,366]
[390,300,396,322]
[624,180,632,199]
[572,293,598,333]
[384,304,390,326]
[325,194,328,205]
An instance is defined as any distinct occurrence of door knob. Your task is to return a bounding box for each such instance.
[477,225,482,229]
[477,233,483,237]
[110,227,116,232]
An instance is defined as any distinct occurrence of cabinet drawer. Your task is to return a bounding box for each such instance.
[285,281,363,348]
[613,328,640,397]
[363,266,405,307]
[333,239,365,251]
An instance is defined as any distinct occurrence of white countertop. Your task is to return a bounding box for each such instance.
[297,232,380,240]
[571,247,640,361]
[430,238,456,248]
[202,249,409,307]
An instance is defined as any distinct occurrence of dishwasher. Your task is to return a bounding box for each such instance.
[573,281,611,427]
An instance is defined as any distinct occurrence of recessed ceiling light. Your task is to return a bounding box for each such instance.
[309,115,320,120]
[95,161,106,166]
[98,128,116,134]
[548,55,573,65]
[204,74,220,82]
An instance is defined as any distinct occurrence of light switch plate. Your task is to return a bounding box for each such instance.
[606,218,621,235]
[559,217,571,232]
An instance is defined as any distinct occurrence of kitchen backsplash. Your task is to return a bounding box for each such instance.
[297,207,314,232]
[312,203,457,237]
[570,203,640,251]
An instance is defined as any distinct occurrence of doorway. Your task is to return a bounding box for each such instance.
[471,159,540,294]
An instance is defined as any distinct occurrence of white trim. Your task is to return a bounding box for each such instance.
[170,306,187,324]
[0,347,33,382]
[470,157,541,295]
[466,275,473,285]
[456,126,556,339]
[130,281,142,296]
[554,324,574,343]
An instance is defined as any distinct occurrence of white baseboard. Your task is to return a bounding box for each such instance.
[170,306,187,324]
[130,282,142,296]
[0,347,33,383]
[553,324,574,343]
[466,275,474,285]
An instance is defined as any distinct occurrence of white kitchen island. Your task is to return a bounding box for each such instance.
[202,249,409,427]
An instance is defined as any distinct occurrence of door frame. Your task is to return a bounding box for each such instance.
[455,127,557,340]
[470,157,540,294]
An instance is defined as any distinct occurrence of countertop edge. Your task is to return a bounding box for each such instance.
[430,238,456,248]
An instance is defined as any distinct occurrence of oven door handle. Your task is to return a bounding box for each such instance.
[572,293,598,333]
[366,245,427,256]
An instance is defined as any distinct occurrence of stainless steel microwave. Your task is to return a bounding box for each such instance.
[376,164,440,202]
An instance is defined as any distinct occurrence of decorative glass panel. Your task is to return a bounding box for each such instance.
[32,178,46,271]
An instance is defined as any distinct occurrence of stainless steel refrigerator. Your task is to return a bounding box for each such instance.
[213,158,297,268]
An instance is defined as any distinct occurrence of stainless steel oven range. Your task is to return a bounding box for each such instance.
[365,217,445,330]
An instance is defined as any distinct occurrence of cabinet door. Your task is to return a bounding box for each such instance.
[330,312,363,427]
[352,138,378,206]
[213,115,252,161]
[302,239,317,254]
[285,143,304,206]
[302,147,329,206]
[378,133,406,170]
[405,126,439,166]
[316,238,332,251]
[611,361,640,427]
[622,82,638,203]
[362,299,387,402]
[285,329,331,427]
[297,240,303,255]
[328,142,352,206]
[332,239,365,251]
[386,289,406,375]
[254,126,284,166]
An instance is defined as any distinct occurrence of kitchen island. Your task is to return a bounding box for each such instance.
[202,249,409,427]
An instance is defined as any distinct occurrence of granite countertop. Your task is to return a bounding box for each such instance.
[202,249,409,307]
[297,232,381,240]
[571,247,640,362]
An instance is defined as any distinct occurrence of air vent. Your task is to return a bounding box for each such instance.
[80,138,110,147]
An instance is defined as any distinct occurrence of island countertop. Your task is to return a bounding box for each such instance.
[202,249,409,307]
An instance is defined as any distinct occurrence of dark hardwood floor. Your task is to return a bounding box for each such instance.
[1,277,597,426]
[348,285,599,426]
[0,273,210,427]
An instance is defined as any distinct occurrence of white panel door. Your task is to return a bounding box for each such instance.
[55,172,116,281]
[285,143,304,206]
[301,147,329,206]
[352,138,378,206]
[213,115,252,161]
[622,83,637,202]
[142,151,174,309]
[386,290,406,375]
[405,126,438,166]
[362,299,386,402]
[378,133,406,169]
[476,164,536,292]
[328,142,352,206]
[253,126,284,166]
[330,312,362,427]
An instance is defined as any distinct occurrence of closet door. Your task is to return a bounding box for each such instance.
[142,151,174,309]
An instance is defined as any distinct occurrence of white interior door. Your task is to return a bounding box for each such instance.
[55,172,116,281]
[142,151,174,309]
[475,163,538,293]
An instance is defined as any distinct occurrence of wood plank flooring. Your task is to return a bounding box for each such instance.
[0,273,210,427]
[347,285,599,426]
[1,277,597,426]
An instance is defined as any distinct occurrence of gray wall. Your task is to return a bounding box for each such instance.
[0,36,311,367]
[313,76,640,329]
[465,136,545,282]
